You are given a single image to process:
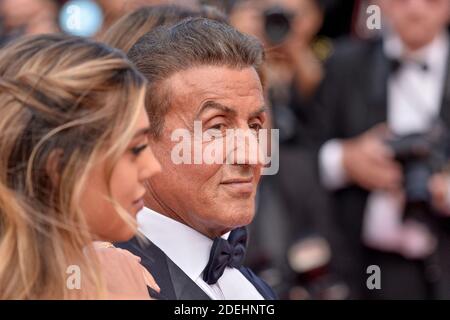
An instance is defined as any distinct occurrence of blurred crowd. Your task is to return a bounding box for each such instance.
[3,0,450,300]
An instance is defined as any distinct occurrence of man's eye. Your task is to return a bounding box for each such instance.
[210,123,226,131]
[249,123,262,131]
[131,144,148,156]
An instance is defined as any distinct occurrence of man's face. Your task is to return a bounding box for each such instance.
[380,0,450,50]
[146,66,267,238]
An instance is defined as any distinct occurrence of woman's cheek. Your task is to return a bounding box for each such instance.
[110,159,137,210]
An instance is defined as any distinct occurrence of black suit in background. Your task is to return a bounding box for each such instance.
[302,36,450,299]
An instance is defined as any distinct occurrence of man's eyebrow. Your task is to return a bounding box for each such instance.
[195,101,237,119]
[133,127,151,138]
[249,106,268,118]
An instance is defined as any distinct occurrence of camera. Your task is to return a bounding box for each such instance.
[386,122,450,205]
[263,6,294,45]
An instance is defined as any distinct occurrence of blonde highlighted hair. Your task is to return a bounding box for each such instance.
[0,34,147,299]
[99,4,228,54]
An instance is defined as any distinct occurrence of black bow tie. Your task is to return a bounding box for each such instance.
[202,227,248,285]
[388,57,429,74]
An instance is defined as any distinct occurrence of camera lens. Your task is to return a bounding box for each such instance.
[264,7,292,45]
[404,161,432,205]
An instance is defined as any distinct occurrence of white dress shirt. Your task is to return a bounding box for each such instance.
[318,31,449,257]
[137,207,264,300]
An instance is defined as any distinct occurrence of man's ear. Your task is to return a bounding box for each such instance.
[46,149,63,187]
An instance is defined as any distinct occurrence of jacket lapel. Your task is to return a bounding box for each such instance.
[115,237,177,299]
[366,38,390,128]
[239,267,277,300]
[166,259,211,300]
[116,237,211,300]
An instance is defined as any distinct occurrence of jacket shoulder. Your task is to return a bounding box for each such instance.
[325,36,382,70]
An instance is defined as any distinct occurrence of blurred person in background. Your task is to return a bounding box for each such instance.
[100,4,227,53]
[0,34,161,299]
[100,5,200,52]
[230,0,331,144]
[227,0,349,300]
[96,0,200,34]
[0,0,60,45]
[306,0,450,299]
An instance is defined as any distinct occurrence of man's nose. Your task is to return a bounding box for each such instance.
[226,129,265,167]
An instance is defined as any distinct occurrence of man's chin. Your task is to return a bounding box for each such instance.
[195,198,256,232]
[217,206,255,229]
[400,31,436,50]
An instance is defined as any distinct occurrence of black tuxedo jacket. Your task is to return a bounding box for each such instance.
[303,36,450,299]
[116,237,277,300]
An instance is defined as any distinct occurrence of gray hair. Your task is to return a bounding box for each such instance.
[128,17,265,137]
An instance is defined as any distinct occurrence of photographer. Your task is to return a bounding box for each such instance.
[263,0,325,98]
[0,0,59,46]
[230,0,328,144]
[229,0,350,300]
[307,0,450,299]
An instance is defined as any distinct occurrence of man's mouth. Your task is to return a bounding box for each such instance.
[220,177,254,194]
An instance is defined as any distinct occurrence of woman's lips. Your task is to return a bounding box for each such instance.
[132,198,145,212]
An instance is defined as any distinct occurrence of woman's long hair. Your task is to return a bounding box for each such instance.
[0,34,147,299]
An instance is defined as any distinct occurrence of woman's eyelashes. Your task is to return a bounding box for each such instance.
[131,144,148,156]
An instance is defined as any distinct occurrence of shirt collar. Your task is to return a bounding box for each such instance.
[383,31,449,73]
[136,207,230,282]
